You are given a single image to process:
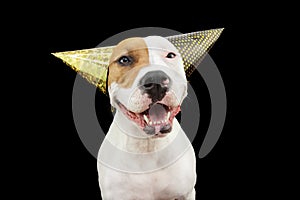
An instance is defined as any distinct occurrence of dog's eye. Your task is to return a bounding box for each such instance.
[166,52,176,59]
[118,56,132,66]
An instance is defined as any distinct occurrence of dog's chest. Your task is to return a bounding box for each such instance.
[98,146,196,199]
[97,119,196,199]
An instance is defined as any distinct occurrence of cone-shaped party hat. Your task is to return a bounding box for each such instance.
[52,28,223,94]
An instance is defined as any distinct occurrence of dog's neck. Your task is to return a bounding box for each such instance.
[106,110,180,153]
[98,110,192,173]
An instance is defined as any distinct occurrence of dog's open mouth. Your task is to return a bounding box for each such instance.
[117,101,181,136]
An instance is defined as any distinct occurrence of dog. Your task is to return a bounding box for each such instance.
[97,36,197,200]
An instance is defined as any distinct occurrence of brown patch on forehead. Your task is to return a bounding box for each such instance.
[108,37,149,88]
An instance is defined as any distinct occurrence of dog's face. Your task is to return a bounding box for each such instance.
[107,36,187,137]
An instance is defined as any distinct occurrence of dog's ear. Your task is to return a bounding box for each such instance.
[105,66,110,95]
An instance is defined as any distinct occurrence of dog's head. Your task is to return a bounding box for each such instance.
[107,36,187,137]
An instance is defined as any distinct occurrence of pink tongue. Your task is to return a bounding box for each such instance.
[149,104,167,122]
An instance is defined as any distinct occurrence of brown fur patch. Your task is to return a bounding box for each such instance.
[108,37,149,88]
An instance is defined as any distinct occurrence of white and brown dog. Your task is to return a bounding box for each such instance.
[97,36,197,199]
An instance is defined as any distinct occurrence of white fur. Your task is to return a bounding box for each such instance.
[97,112,196,199]
[98,36,196,199]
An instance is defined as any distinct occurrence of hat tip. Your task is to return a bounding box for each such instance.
[51,52,58,57]
[218,27,225,32]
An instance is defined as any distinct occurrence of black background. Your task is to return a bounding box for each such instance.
[15,2,291,199]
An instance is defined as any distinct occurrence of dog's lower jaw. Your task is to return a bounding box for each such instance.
[112,109,150,139]
[107,110,178,153]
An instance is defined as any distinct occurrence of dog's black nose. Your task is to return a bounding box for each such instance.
[140,70,171,102]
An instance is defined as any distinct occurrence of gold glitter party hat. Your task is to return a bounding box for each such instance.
[52,46,114,93]
[166,28,224,77]
[52,28,223,94]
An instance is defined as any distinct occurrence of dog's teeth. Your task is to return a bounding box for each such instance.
[149,121,153,125]
[167,111,171,119]
[143,115,149,124]
[160,120,164,124]
[154,121,157,125]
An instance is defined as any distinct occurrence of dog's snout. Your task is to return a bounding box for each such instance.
[140,70,171,102]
